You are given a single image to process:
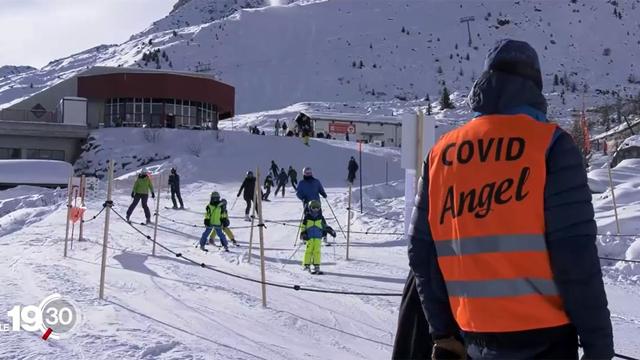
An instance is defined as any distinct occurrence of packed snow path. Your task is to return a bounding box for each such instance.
[0,181,412,359]
[1,180,639,359]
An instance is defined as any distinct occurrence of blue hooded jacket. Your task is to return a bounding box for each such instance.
[296,176,327,203]
[408,39,613,359]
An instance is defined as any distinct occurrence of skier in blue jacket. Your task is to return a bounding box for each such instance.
[295,167,327,207]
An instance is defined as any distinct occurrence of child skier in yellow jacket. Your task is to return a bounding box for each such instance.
[209,198,238,246]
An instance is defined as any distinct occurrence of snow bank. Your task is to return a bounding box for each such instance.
[0,160,72,187]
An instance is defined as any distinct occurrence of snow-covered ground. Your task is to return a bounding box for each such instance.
[0,128,639,358]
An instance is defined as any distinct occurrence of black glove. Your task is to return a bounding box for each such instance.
[432,337,466,360]
[300,232,309,241]
[204,219,211,227]
[222,218,230,227]
[322,194,327,199]
[131,192,135,198]
[151,192,155,199]
[326,227,336,238]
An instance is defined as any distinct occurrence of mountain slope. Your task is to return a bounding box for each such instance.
[2,0,640,117]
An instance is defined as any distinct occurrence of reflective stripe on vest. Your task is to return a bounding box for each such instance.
[427,114,569,333]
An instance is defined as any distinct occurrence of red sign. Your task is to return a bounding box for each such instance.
[329,122,356,134]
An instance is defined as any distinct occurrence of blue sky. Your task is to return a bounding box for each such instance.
[0,0,176,68]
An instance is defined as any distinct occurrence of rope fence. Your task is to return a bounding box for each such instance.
[77,199,640,360]
[81,202,640,265]
[109,205,403,297]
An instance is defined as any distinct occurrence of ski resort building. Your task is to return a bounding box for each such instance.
[0,67,235,163]
[300,111,402,147]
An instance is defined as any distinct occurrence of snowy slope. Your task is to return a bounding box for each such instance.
[1,125,639,358]
[74,128,403,186]
[2,0,640,121]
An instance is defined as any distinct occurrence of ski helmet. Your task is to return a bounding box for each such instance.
[171,167,177,174]
[303,167,313,176]
[247,171,254,177]
[308,200,321,212]
[211,192,221,201]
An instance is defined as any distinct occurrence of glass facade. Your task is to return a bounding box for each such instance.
[103,98,217,129]
[26,149,65,161]
[0,147,21,159]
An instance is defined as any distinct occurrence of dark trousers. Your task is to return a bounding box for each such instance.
[275,183,286,197]
[263,187,271,200]
[290,178,297,190]
[392,270,432,360]
[465,324,578,359]
[348,172,356,183]
[127,194,151,220]
[171,187,184,208]
[244,198,253,215]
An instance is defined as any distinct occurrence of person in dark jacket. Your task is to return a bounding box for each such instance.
[282,121,288,134]
[168,167,184,209]
[296,167,327,208]
[270,160,279,179]
[347,156,359,184]
[263,174,274,201]
[288,166,298,190]
[391,270,433,360]
[406,39,613,360]
[275,168,288,197]
[275,119,280,136]
[237,171,257,220]
[126,168,155,224]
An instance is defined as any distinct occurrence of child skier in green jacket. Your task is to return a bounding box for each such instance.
[300,200,336,274]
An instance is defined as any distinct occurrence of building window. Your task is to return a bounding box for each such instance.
[26,149,65,161]
[0,148,21,159]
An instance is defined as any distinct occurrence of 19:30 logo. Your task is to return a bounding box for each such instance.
[6,294,80,340]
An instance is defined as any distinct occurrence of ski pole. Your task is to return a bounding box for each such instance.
[282,241,304,269]
[293,209,305,247]
[323,197,347,241]
[231,196,239,211]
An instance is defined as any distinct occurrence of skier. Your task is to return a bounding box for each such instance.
[275,119,280,136]
[275,168,288,198]
[168,167,184,209]
[405,39,613,359]
[263,174,274,201]
[268,160,278,178]
[294,113,312,146]
[126,168,155,224]
[287,165,298,190]
[199,192,229,252]
[296,167,327,208]
[300,200,335,274]
[347,156,359,184]
[237,171,257,221]
[282,121,288,135]
[209,198,238,247]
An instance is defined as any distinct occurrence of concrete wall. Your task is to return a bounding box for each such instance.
[0,135,83,163]
[0,121,88,163]
[87,101,104,128]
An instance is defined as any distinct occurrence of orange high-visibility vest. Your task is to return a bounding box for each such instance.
[427,114,570,333]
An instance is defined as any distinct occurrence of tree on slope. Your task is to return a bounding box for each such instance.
[440,87,454,110]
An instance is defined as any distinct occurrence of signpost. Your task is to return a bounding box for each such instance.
[460,16,476,47]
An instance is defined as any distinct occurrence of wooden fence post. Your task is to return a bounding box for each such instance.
[99,160,114,300]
